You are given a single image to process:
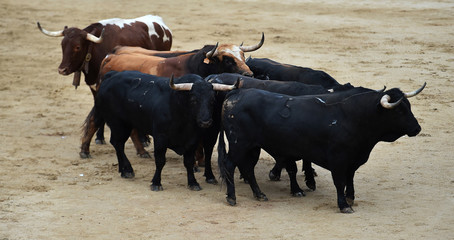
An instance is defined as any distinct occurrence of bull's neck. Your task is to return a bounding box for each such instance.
[337,93,385,147]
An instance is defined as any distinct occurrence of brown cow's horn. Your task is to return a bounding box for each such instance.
[239,32,265,52]
[380,95,403,109]
[37,22,64,37]
[206,42,219,59]
[86,28,104,44]
[404,82,426,98]
[169,74,193,91]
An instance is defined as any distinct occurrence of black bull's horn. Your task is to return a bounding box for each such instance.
[169,75,239,91]
[380,82,426,109]
[37,22,104,43]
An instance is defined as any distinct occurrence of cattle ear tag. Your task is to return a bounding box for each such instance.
[203,58,211,64]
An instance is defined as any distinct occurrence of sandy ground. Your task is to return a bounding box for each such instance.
[1,0,453,239]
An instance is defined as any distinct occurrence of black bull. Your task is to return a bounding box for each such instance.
[218,83,425,213]
[86,71,237,191]
[246,57,342,89]
[207,73,355,187]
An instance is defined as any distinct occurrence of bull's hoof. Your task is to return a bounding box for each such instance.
[121,171,135,179]
[340,207,355,214]
[226,197,237,206]
[206,178,218,185]
[254,193,268,201]
[268,171,280,181]
[346,197,354,207]
[193,166,200,173]
[292,191,306,197]
[306,181,316,191]
[95,139,106,145]
[79,152,91,159]
[188,184,202,191]
[151,184,163,191]
[138,152,151,158]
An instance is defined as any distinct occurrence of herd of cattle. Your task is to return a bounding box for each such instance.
[38,14,425,213]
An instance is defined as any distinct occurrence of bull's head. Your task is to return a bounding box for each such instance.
[203,33,265,77]
[378,82,426,140]
[37,22,104,75]
[169,74,238,128]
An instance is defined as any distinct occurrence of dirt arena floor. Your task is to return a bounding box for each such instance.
[1,0,453,239]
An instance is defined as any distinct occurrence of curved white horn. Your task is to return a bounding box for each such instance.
[239,32,265,52]
[205,42,219,59]
[169,75,193,91]
[212,77,242,91]
[380,95,403,109]
[86,28,104,43]
[37,22,64,37]
[404,82,426,98]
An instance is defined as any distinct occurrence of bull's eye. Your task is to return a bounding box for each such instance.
[74,45,81,52]
[223,57,234,66]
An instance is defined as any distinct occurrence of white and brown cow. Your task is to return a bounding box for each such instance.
[37,15,172,94]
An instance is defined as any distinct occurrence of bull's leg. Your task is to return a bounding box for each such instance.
[193,142,205,172]
[80,113,98,158]
[138,131,150,147]
[331,171,353,213]
[345,170,356,207]
[183,151,202,191]
[284,160,305,197]
[110,126,134,178]
[239,148,267,202]
[224,154,237,206]
[151,147,166,191]
[201,130,218,184]
[130,129,150,158]
[303,160,316,191]
[269,161,283,181]
[95,124,106,144]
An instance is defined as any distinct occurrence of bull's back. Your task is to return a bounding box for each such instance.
[100,54,164,77]
[97,71,168,127]
[224,89,336,159]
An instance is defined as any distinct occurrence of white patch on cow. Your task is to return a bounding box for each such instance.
[98,15,171,42]
[89,84,97,91]
[222,46,243,62]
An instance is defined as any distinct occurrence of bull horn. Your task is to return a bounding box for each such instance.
[169,74,193,91]
[376,86,386,92]
[37,22,64,37]
[206,42,219,59]
[380,95,403,109]
[245,55,252,63]
[212,77,242,91]
[239,32,265,52]
[86,28,104,43]
[212,83,237,91]
[404,82,426,98]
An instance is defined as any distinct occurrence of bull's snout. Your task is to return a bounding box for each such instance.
[198,119,213,128]
[407,125,421,137]
[242,71,253,77]
[58,67,70,75]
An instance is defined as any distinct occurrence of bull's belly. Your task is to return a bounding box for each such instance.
[261,140,331,170]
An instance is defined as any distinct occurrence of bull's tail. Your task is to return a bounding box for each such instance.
[217,127,229,186]
[81,105,104,143]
